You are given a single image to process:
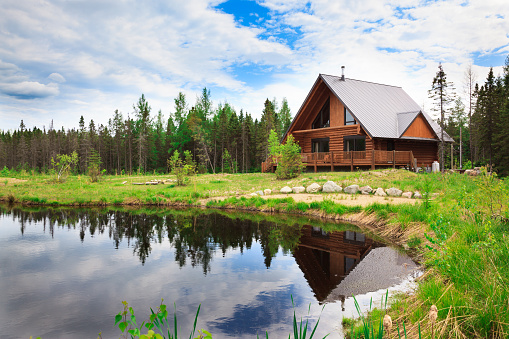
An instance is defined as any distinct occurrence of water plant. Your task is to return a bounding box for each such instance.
[111,299,202,339]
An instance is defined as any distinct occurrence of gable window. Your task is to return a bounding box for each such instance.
[343,136,366,152]
[344,107,356,125]
[312,98,330,129]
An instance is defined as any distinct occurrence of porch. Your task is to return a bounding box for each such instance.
[261,150,415,173]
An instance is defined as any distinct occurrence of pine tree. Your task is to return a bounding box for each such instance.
[278,98,292,139]
[134,94,152,173]
[429,63,455,172]
[260,99,276,162]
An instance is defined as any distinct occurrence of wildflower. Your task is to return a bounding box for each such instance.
[429,305,438,323]
[383,314,392,332]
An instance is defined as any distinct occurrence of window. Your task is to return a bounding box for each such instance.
[345,257,356,273]
[312,138,329,153]
[312,227,329,238]
[312,98,330,129]
[344,107,356,125]
[387,140,395,151]
[344,231,366,243]
[343,136,366,152]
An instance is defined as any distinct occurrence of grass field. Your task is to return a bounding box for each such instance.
[1,168,508,338]
[0,169,429,206]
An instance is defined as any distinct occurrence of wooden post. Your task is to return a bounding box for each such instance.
[314,156,317,173]
[351,152,354,171]
[451,143,454,170]
[392,150,396,169]
[330,151,334,171]
[371,150,375,170]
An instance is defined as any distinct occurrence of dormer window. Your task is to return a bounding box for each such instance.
[312,98,330,129]
[345,107,356,125]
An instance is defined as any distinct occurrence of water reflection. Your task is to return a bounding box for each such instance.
[7,207,305,269]
[295,226,383,303]
[0,205,418,339]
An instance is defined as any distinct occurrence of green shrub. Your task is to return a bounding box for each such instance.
[268,130,305,180]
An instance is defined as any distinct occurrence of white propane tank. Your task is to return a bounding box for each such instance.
[432,161,440,173]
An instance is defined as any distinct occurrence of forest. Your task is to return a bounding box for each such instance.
[1,56,509,176]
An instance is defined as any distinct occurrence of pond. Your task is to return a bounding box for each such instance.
[0,206,420,339]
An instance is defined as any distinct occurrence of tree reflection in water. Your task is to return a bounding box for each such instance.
[1,206,305,271]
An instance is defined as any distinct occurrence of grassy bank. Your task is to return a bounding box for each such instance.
[0,169,428,206]
[2,169,508,337]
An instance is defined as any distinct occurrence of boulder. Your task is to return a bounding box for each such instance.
[292,186,306,194]
[280,186,292,194]
[465,169,479,176]
[344,184,360,194]
[250,192,258,196]
[306,183,322,193]
[402,191,413,199]
[322,181,342,193]
[386,187,402,197]
[374,187,387,197]
[263,189,272,195]
[255,190,264,196]
[360,186,373,195]
[413,191,423,199]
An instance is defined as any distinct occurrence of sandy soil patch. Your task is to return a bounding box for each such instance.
[2,178,28,185]
[201,193,419,207]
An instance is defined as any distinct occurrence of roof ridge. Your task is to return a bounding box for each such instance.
[396,110,421,115]
[320,73,402,88]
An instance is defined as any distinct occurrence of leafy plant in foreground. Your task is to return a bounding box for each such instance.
[111,299,205,339]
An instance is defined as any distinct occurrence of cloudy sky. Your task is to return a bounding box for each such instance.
[1,0,508,131]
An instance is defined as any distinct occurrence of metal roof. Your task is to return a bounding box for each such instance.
[397,111,421,137]
[317,74,453,142]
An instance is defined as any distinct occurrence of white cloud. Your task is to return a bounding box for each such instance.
[0,0,508,130]
[48,72,66,83]
[0,81,59,98]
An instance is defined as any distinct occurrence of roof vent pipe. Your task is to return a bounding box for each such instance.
[341,66,345,81]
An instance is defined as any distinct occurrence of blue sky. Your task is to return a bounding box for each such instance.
[1,0,508,131]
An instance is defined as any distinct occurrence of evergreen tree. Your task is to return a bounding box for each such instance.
[429,63,455,172]
[134,94,152,173]
[260,99,276,162]
[278,98,292,139]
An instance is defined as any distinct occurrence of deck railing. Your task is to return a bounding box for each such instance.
[262,150,415,172]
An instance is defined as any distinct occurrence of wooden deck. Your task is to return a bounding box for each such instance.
[262,150,415,173]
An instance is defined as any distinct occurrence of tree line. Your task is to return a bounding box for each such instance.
[0,88,292,175]
[430,56,509,176]
[2,56,509,177]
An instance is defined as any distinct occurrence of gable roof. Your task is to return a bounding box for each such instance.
[285,74,453,142]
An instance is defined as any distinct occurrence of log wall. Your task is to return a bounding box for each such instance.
[396,140,438,167]
[292,125,371,154]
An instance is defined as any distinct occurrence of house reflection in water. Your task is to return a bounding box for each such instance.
[293,225,383,304]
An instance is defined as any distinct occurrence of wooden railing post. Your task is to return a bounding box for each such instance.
[393,150,396,169]
[351,152,354,171]
[330,151,334,171]
[314,154,317,173]
[371,150,375,170]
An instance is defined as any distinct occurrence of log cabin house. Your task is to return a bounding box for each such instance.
[262,71,453,172]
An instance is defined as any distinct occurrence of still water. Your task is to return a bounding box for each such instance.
[0,206,419,338]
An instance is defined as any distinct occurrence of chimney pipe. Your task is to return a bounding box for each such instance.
[341,66,345,81]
